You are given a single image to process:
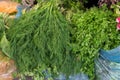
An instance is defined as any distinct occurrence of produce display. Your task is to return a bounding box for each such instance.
[0,0,120,80]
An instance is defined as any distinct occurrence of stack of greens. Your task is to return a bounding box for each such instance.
[7,0,73,77]
[71,6,120,80]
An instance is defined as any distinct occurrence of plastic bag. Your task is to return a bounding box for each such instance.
[69,73,89,80]
[54,73,66,80]
[54,73,89,80]
[0,1,19,14]
[99,46,120,63]
[15,5,23,18]
[0,51,16,80]
[95,46,120,80]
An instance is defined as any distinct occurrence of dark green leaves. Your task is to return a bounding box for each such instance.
[7,1,71,76]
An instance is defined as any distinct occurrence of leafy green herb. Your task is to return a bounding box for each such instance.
[7,0,71,77]
[70,6,120,80]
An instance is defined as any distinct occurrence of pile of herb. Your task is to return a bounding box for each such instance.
[7,0,72,77]
[70,6,120,80]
